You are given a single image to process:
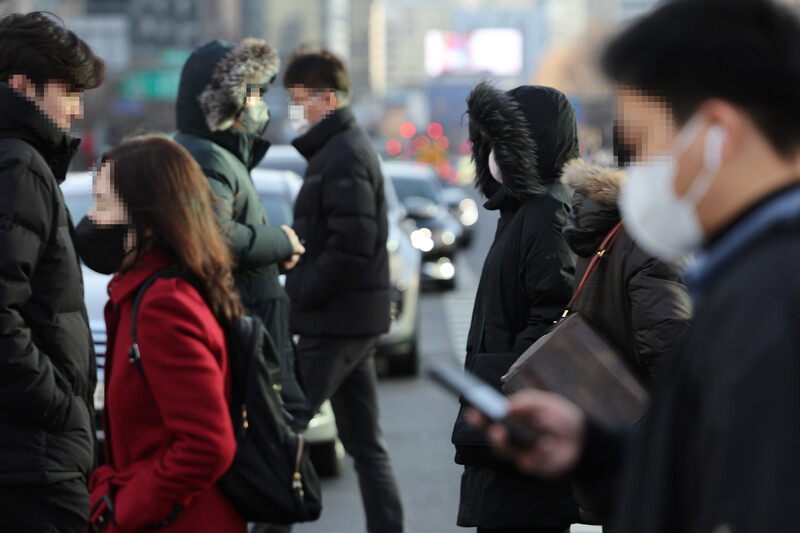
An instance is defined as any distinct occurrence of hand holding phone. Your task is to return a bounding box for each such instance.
[429,364,539,448]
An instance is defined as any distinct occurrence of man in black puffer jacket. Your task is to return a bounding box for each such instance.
[0,12,104,533]
[283,49,403,533]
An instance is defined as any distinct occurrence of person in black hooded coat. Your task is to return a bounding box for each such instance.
[451,82,580,532]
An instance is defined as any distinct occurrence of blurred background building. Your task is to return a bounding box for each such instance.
[3,0,790,174]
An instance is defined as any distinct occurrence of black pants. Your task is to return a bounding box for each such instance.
[298,335,404,533]
[0,478,88,533]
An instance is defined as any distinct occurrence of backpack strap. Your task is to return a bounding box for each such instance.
[128,269,184,384]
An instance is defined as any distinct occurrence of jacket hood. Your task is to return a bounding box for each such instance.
[176,39,277,168]
[561,159,625,257]
[467,82,579,200]
[176,39,279,133]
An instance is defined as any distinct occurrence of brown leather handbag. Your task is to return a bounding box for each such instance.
[501,221,649,427]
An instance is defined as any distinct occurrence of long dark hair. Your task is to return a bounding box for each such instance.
[103,136,244,325]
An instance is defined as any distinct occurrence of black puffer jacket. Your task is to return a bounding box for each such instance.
[0,83,96,485]
[452,83,579,528]
[561,160,692,381]
[286,106,390,337]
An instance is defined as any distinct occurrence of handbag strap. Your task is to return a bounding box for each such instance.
[564,220,624,315]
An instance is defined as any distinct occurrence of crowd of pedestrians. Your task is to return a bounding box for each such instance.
[1,0,800,531]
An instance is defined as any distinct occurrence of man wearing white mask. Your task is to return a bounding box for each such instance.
[468,0,800,531]
[282,48,404,533]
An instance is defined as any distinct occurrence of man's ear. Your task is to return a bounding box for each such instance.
[7,74,36,99]
[699,99,741,165]
[324,90,338,111]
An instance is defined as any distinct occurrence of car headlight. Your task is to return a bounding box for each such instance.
[410,228,435,252]
[458,198,479,226]
[441,230,456,246]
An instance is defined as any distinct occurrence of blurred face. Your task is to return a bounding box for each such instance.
[288,85,337,125]
[89,162,128,226]
[9,75,84,132]
[616,85,717,200]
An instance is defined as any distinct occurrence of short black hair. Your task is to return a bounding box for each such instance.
[602,0,800,158]
[0,11,106,92]
[283,47,351,98]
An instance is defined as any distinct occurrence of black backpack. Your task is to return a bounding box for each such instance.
[128,270,322,524]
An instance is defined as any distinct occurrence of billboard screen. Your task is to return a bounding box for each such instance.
[424,28,523,77]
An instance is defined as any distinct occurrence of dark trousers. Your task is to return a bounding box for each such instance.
[298,335,404,533]
[0,478,88,533]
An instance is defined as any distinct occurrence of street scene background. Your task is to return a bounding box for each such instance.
[5,0,800,532]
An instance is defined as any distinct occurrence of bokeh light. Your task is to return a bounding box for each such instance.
[427,122,444,139]
[400,122,416,139]
[459,140,472,156]
[414,135,432,151]
[385,139,402,156]
[434,136,450,151]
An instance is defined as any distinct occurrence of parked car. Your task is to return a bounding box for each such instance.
[60,171,345,476]
[439,185,479,247]
[258,146,422,375]
[383,161,464,290]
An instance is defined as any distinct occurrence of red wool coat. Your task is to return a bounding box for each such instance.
[88,251,245,532]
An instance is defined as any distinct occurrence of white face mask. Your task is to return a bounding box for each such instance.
[620,115,727,261]
[288,103,311,135]
[488,148,503,183]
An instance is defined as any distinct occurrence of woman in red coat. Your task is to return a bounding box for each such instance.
[86,136,246,532]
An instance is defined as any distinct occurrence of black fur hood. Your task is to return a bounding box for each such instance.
[467,82,579,200]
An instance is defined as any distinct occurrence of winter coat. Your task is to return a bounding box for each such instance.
[452,83,580,528]
[89,249,245,532]
[286,106,390,337]
[573,184,800,533]
[561,160,692,381]
[0,82,96,486]
[174,40,295,353]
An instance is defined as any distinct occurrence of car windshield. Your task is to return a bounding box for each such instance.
[260,193,294,227]
[63,194,93,223]
[259,155,308,177]
[391,177,440,204]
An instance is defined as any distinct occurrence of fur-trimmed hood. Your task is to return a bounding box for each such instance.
[176,39,279,134]
[561,159,627,257]
[467,82,579,200]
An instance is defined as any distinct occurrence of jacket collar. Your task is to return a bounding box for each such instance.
[108,248,177,305]
[292,106,357,161]
[0,83,80,183]
[483,185,516,213]
[685,183,800,297]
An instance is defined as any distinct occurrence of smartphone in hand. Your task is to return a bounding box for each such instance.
[429,363,539,448]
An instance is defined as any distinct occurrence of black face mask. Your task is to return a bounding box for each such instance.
[74,216,129,275]
[239,102,271,137]
[613,120,637,168]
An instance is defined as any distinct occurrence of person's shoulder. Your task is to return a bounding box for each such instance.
[0,137,52,179]
[0,137,57,204]
[325,128,380,179]
[520,191,569,223]
[140,276,215,324]
[176,134,241,183]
